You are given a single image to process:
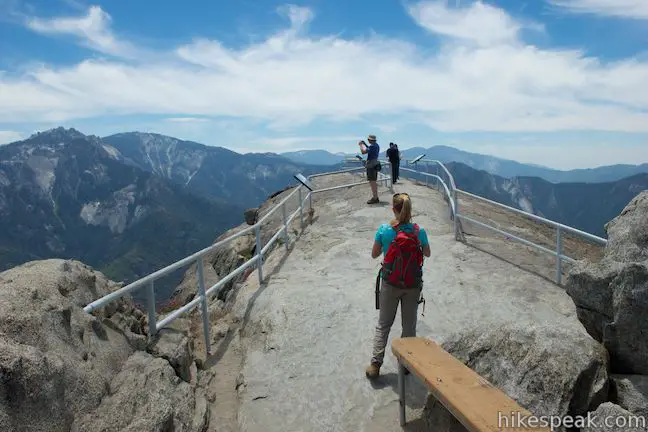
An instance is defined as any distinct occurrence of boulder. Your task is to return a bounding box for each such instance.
[425,322,609,430]
[244,208,259,225]
[567,260,648,374]
[582,402,646,432]
[148,328,195,383]
[565,260,622,342]
[71,351,209,432]
[604,191,648,262]
[605,263,648,374]
[566,191,648,375]
[0,259,145,432]
[611,375,648,418]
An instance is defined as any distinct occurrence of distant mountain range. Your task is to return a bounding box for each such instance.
[0,128,332,304]
[281,146,648,184]
[0,128,247,303]
[104,132,327,209]
[442,162,648,237]
[280,149,348,166]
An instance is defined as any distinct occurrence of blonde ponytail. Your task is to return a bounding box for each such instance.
[391,193,412,227]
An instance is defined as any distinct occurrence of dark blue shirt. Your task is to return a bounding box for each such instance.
[367,143,380,160]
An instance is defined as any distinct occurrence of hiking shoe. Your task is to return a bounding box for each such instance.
[367,197,379,204]
[365,362,381,378]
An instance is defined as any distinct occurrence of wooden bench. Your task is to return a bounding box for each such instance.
[391,337,551,431]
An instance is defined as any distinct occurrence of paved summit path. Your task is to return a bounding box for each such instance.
[228,173,582,432]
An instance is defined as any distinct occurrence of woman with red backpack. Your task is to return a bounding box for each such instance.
[366,192,431,379]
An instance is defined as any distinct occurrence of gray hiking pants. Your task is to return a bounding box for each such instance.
[370,281,421,366]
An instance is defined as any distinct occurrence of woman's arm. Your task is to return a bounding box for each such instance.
[371,241,382,258]
[419,228,431,257]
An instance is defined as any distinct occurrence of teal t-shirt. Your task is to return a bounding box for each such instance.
[374,223,429,257]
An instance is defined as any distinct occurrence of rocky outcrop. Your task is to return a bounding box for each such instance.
[582,402,647,432]
[422,322,609,430]
[0,258,212,432]
[566,191,648,375]
[611,375,648,418]
[71,351,209,432]
[0,259,145,432]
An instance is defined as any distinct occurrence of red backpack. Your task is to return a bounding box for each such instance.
[381,224,424,289]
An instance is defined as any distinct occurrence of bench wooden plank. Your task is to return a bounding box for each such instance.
[392,337,550,432]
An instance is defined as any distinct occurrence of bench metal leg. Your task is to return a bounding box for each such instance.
[398,361,406,426]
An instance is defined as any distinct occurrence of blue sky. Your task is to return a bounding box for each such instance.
[1,0,647,169]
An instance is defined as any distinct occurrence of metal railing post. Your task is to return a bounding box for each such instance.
[255,224,263,284]
[147,281,156,340]
[309,191,313,211]
[282,202,289,250]
[298,187,304,228]
[556,226,563,284]
[197,257,211,354]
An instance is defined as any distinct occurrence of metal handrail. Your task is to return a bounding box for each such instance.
[82,165,392,354]
[395,159,608,284]
[415,158,457,193]
[455,189,607,245]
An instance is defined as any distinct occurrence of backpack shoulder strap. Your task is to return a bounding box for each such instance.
[411,224,422,244]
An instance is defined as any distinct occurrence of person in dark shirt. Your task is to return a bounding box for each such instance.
[359,134,380,204]
[386,142,400,184]
[394,144,401,182]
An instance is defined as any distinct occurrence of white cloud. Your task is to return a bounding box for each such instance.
[549,0,648,20]
[164,117,210,123]
[26,5,136,57]
[407,0,534,46]
[251,135,358,151]
[1,1,648,143]
[0,130,23,144]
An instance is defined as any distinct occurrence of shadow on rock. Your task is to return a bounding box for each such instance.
[369,372,429,410]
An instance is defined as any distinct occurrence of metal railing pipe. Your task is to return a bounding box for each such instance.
[456,189,607,245]
[458,214,576,264]
[156,296,202,331]
[197,257,211,354]
[205,255,260,298]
